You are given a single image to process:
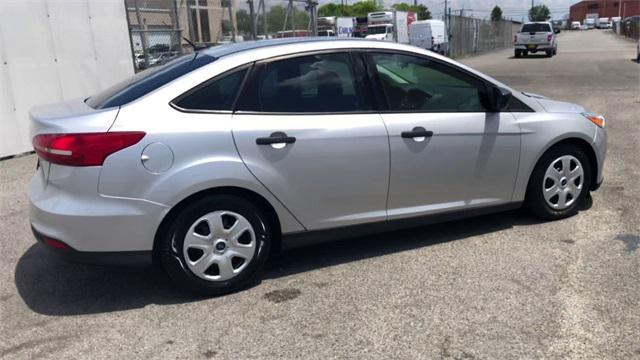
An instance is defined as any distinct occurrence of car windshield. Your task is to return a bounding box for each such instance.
[86,52,217,109]
[521,23,552,32]
[368,26,389,35]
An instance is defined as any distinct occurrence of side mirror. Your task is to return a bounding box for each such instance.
[488,86,512,112]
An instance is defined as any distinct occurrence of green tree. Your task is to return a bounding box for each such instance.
[267,5,287,33]
[267,5,310,33]
[235,9,251,35]
[318,3,342,17]
[528,5,551,22]
[490,5,503,21]
[391,3,431,20]
[348,1,382,17]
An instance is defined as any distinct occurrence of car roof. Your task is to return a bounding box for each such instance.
[200,37,372,59]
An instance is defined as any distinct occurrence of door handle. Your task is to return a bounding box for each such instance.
[401,127,433,139]
[256,132,296,146]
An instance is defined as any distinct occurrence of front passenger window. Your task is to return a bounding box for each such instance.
[370,53,488,112]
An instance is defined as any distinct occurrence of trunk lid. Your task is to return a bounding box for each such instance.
[29,98,120,183]
[30,97,119,137]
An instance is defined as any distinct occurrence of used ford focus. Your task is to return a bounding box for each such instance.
[29,38,606,295]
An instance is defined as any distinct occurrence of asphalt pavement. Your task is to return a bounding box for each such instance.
[1,29,638,359]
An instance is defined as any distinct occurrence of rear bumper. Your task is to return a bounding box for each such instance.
[32,226,152,266]
[29,173,169,254]
[515,44,554,51]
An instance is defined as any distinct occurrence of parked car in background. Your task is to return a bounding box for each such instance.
[584,18,596,29]
[134,53,146,70]
[596,17,610,29]
[409,20,448,55]
[571,21,581,30]
[514,22,558,58]
[28,38,606,295]
[148,52,178,67]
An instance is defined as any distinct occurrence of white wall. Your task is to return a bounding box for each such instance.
[0,0,134,158]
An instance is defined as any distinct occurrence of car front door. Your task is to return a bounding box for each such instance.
[365,51,521,219]
[232,52,390,230]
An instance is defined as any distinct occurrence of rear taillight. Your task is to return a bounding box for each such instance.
[547,34,552,41]
[33,132,145,166]
[43,236,69,250]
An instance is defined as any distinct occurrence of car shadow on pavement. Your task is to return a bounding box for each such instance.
[266,210,540,280]
[15,209,540,316]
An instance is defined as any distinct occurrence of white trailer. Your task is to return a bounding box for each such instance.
[336,17,355,38]
[365,11,412,44]
[318,16,355,37]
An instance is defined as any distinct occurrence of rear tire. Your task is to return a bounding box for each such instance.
[515,49,522,58]
[157,194,271,296]
[546,50,553,57]
[525,144,592,220]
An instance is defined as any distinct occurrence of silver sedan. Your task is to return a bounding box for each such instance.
[28,38,607,295]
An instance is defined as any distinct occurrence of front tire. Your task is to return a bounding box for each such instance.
[157,195,271,295]
[525,144,592,220]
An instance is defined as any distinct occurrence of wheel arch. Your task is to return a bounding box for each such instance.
[527,137,599,194]
[152,186,283,265]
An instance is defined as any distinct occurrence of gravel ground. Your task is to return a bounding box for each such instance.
[1,29,638,359]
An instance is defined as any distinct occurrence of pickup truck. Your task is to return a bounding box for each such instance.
[513,22,558,58]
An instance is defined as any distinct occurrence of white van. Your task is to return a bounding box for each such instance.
[409,20,448,55]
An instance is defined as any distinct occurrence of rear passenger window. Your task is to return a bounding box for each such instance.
[173,69,247,111]
[239,53,373,113]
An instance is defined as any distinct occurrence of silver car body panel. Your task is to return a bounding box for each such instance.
[232,112,389,230]
[28,38,606,253]
[383,112,521,219]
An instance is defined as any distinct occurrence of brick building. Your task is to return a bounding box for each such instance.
[569,0,640,22]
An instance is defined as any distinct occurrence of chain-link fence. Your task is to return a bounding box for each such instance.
[125,0,239,72]
[448,15,518,58]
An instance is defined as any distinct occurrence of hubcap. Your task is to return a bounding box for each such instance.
[543,155,584,210]
[182,210,256,282]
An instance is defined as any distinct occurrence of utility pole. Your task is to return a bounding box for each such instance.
[258,0,267,38]
[247,0,257,40]
[444,0,447,27]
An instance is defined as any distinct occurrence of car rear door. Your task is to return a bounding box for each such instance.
[364,51,521,219]
[232,51,390,230]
